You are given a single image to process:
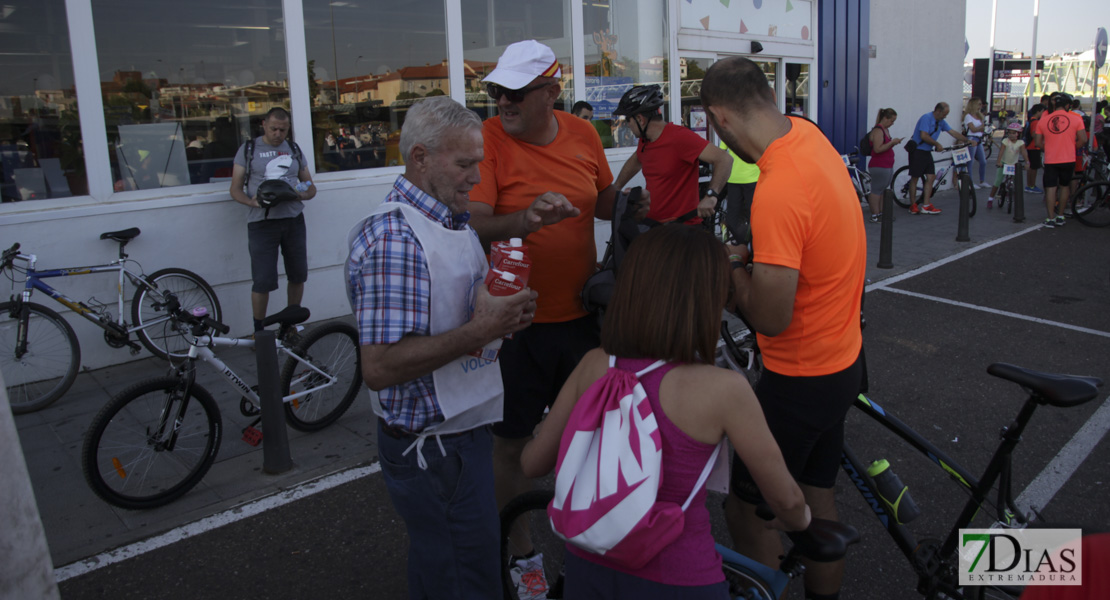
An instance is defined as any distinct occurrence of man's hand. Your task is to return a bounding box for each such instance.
[472,284,538,340]
[523,192,579,233]
[697,195,717,218]
[624,187,651,221]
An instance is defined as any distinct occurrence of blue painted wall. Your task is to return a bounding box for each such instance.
[818,0,870,154]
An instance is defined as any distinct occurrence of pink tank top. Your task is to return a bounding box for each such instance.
[870,126,895,168]
[566,357,724,586]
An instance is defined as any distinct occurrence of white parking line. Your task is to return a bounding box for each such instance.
[54,463,382,582]
[1018,396,1110,518]
[866,223,1043,294]
[875,287,1110,339]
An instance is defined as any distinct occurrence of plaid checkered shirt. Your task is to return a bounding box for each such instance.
[347,175,475,433]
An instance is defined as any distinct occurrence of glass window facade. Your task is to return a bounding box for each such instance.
[91,0,288,190]
[0,0,814,207]
[304,0,448,171]
[1,0,85,201]
[583,0,668,148]
[461,0,573,121]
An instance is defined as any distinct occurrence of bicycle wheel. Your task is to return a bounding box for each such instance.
[132,268,222,361]
[958,173,977,218]
[280,322,361,432]
[983,138,994,160]
[0,301,80,414]
[82,376,221,509]
[501,489,565,600]
[997,178,1009,212]
[1071,181,1110,227]
[721,557,776,600]
[890,166,918,208]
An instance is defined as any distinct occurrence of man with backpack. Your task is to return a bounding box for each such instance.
[229,107,316,333]
[610,84,733,224]
[701,56,866,600]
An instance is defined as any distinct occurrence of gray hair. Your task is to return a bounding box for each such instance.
[400,96,483,161]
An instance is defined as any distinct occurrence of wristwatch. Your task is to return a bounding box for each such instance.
[704,189,719,199]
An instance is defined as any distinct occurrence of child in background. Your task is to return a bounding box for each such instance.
[988,122,1032,208]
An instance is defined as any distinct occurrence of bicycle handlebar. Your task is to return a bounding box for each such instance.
[2,242,21,267]
[163,294,231,335]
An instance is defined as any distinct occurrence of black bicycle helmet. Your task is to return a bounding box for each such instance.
[613,85,664,118]
[1052,92,1073,109]
[256,179,299,209]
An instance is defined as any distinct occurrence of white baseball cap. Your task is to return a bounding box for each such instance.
[483,40,562,90]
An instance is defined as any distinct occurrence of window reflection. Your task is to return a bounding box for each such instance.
[583,0,667,149]
[304,0,448,171]
[0,0,85,201]
[462,0,573,122]
[92,0,288,190]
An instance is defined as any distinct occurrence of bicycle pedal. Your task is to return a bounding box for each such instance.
[241,426,263,446]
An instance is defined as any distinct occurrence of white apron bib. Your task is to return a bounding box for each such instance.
[346,202,504,467]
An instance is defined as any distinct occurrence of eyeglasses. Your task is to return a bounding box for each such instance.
[486,82,554,104]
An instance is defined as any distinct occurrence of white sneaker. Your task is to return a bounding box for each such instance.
[510,554,549,600]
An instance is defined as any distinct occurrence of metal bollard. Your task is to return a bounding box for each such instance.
[877,189,894,269]
[255,329,293,474]
[1012,160,1026,223]
[956,173,972,242]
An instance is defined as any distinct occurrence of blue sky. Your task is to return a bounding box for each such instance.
[965,0,1109,60]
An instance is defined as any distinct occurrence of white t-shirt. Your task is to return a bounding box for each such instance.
[963,114,983,139]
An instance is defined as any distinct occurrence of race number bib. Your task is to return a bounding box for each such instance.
[1003,164,1016,176]
[953,147,972,165]
[841,155,851,167]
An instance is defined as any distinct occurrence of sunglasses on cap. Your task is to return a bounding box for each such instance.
[486,82,554,104]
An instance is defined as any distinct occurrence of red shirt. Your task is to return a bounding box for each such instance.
[1035,110,1084,164]
[637,123,708,222]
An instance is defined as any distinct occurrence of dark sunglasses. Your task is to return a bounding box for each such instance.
[486,82,553,103]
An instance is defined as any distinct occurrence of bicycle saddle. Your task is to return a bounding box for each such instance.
[261,305,311,329]
[987,363,1102,408]
[100,228,141,243]
[786,518,861,563]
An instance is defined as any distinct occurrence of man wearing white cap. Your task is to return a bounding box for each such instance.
[466,39,626,590]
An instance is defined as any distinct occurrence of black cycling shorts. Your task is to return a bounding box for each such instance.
[730,350,864,503]
[908,149,935,178]
[492,315,600,439]
[1027,149,1044,170]
[1042,163,1075,189]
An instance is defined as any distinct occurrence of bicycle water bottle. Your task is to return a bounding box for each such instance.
[867,459,921,524]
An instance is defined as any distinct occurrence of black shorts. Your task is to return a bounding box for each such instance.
[247,213,308,293]
[1027,149,1044,170]
[908,149,935,178]
[1042,163,1075,189]
[492,315,600,439]
[730,350,864,502]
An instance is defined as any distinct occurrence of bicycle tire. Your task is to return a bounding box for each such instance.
[983,138,993,160]
[0,301,80,414]
[890,166,915,208]
[966,174,978,218]
[82,376,221,509]
[500,489,565,600]
[280,322,361,431]
[1071,181,1110,227]
[997,178,1009,212]
[132,268,222,361]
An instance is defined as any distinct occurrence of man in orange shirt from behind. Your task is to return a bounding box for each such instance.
[1034,93,1088,227]
[701,57,867,600]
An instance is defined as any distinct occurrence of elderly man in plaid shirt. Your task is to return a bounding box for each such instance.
[346,97,536,599]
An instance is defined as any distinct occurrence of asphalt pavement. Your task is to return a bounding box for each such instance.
[12,185,1110,599]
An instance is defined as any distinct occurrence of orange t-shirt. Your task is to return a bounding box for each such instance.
[471,111,613,322]
[751,118,867,377]
[1035,110,1085,165]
